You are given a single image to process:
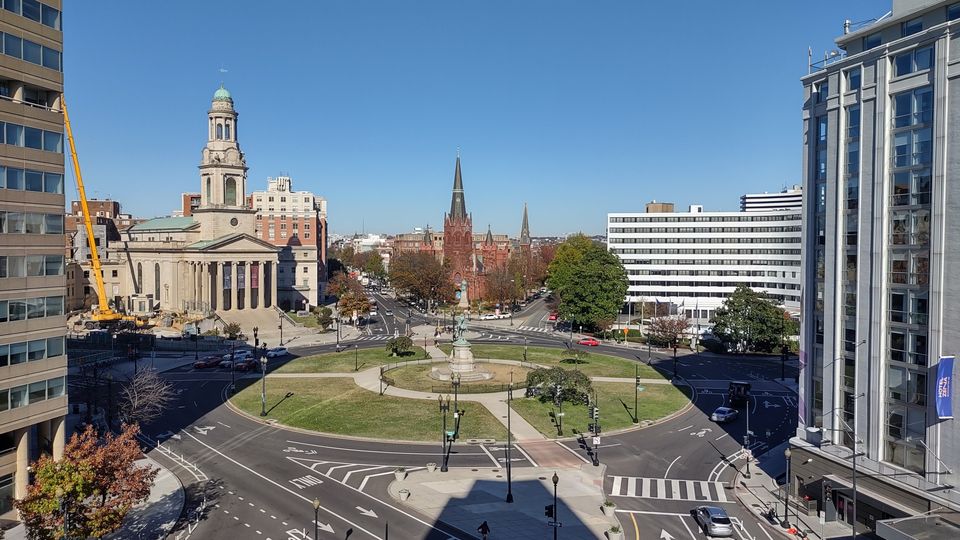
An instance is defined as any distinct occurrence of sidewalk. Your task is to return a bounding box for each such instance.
[735,441,850,540]
[389,465,617,540]
[6,455,184,540]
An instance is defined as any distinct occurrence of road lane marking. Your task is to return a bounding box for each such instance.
[479,445,500,467]
[178,429,382,539]
[629,512,640,540]
[556,441,591,464]
[609,476,729,503]
[342,465,387,485]
[679,515,696,539]
[664,455,681,478]
[286,439,484,456]
[676,425,694,432]
[513,444,538,467]
[715,433,728,441]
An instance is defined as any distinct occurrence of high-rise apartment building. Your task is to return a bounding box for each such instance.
[607,193,802,322]
[0,0,67,520]
[251,176,327,310]
[740,186,803,212]
[796,1,960,535]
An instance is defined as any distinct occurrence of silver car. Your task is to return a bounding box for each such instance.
[692,506,733,537]
[710,406,739,423]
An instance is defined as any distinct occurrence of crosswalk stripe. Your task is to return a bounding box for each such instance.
[609,476,729,503]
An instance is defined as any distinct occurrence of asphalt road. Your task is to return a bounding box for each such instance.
[138,305,797,540]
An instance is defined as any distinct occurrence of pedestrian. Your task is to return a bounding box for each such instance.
[477,520,490,539]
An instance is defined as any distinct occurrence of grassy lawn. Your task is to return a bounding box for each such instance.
[232,377,507,441]
[286,312,319,328]
[276,347,428,373]
[510,382,689,437]
[388,363,531,393]
[437,344,662,379]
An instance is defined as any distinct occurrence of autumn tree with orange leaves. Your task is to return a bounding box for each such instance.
[15,424,156,539]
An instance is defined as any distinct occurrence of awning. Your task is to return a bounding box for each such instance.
[876,511,960,540]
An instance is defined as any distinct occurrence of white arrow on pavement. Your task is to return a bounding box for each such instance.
[763,400,781,409]
[660,530,675,540]
[691,428,713,437]
[193,426,216,435]
[314,520,334,534]
[156,431,181,441]
[356,506,378,518]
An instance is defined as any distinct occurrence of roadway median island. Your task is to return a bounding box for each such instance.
[436,343,661,378]
[510,382,690,437]
[386,362,531,393]
[230,377,508,442]
[274,346,428,373]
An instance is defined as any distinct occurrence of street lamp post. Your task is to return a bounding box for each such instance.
[523,336,528,363]
[278,311,283,346]
[354,344,359,371]
[506,375,514,503]
[439,395,449,472]
[260,356,268,416]
[452,374,461,426]
[634,364,640,424]
[781,447,792,528]
[230,340,236,394]
[194,331,199,361]
[555,383,563,436]
[744,393,752,478]
[312,498,321,540]
[672,341,678,379]
[552,472,560,540]
[253,326,259,349]
[56,487,69,539]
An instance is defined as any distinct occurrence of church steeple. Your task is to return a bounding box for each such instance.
[449,155,467,221]
[519,203,531,245]
[199,84,247,209]
[485,224,494,245]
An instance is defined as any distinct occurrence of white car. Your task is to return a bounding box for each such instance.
[479,314,498,320]
[710,407,739,423]
[218,359,234,369]
[265,347,288,358]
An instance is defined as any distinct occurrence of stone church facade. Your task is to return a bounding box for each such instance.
[116,86,280,314]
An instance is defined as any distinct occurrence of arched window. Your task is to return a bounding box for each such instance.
[216,123,223,139]
[225,177,237,206]
[225,122,231,140]
[136,263,142,293]
[154,263,161,300]
[205,177,212,201]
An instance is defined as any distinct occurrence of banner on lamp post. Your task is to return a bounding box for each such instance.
[936,356,954,420]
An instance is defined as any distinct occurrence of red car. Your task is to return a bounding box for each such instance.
[548,312,559,321]
[577,337,600,346]
[193,356,221,369]
[235,359,259,372]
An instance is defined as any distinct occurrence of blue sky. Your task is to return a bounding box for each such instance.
[64,0,883,236]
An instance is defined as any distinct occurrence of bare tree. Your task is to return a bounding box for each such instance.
[119,370,176,426]
[647,315,690,347]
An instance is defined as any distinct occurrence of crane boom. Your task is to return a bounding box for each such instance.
[62,97,118,322]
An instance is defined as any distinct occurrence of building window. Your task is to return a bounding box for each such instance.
[154,263,160,300]
[901,17,922,37]
[817,79,829,103]
[845,67,861,91]
[950,3,960,20]
[894,46,933,77]
[216,123,223,139]
[893,87,933,128]
[863,32,882,50]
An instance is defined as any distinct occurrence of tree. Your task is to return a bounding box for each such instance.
[223,322,241,339]
[483,266,515,305]
[16,424,157,540]
[364,252,386,281]
[709,285,799,353]
[647,315,690,348]
[545,234,627,331]
[524,367,592,405]
[314,306,333,330]
[389,252,452,308]
[119,370,176,426]
[385,336,413,357]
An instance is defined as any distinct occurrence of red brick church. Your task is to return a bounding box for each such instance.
[393,156,532,300]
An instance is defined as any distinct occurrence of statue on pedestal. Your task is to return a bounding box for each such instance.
[453,312,469,345]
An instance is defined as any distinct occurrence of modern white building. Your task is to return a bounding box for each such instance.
[740,186,803,212]
[607,194,802,322]
[795,1,960,536]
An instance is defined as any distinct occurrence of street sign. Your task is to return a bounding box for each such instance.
[592,436,601,446]
[744,449,753,460]
[547,521,563,527]
[556,412,565,417]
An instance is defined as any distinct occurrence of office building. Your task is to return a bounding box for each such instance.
[0,0,67,520]
[251,175,328,310]
[796,1,960,536]
[740,186,803,212]
[607,193,802,322]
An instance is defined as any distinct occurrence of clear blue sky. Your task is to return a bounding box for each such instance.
[64,0,882,236]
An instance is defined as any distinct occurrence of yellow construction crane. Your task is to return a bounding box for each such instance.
[62,97,139,329]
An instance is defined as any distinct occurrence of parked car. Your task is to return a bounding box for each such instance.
[266,347,288,358]
[218,359,234,369]
[193,356,220,369]
[577,337,600,346]
[384,309,393,316]
[479,314,498,320]
[691,506,733,537]
[710,406,739,423]
[548,312,559,321]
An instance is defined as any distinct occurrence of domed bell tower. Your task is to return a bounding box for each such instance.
[193,85,256,240]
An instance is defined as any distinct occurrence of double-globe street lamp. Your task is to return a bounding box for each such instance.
[506,375,514,503]
[259,354,268,417]
[312,498,321,540]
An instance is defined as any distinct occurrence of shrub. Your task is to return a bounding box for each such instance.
[386,336,413,357]
[524,367,592,405]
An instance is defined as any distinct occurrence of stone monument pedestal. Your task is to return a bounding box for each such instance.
[430,343,493,382]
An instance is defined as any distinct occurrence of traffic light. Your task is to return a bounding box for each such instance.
[589,406,597,419]
[824,484,833,501]
[544,504,555,518]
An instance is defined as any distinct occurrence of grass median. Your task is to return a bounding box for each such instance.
[231,377,507,441]
[437,344,662,379]
[276,347,428,374]
[509,382,689,437]
[387,363,531,393]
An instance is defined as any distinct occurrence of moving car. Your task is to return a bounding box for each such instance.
[266,346,288,358]
[479,314,499,320]
[710,406,739,423]
[691,506,733,537]
[548,312,559,321]
[235,358,259,372]
[384,309,393,316]
[193,355,220,369]
[577,337,600,346]
[728,381,752,405]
